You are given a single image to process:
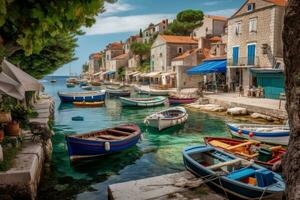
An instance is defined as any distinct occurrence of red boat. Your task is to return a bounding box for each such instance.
[168,96,196,105]
[204,137,286,169]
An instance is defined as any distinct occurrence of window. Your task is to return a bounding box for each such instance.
[247,3,255,12]
[249,18,257,33]
[178,47,183,54]
[235,22,242,35]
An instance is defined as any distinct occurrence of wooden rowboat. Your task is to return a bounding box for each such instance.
[204,137,286,169]
[144,107,188,131]
[73,101,104,107]
[168,96,196,105]
[66,83,75,88]
[227,123,289,145]
[65,124,142,161]
[183,145,285,199]
[58,90,106,102]
[106,89,131,97]
[120,96,167,107]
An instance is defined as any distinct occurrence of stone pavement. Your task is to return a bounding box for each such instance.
[205,93,287,120]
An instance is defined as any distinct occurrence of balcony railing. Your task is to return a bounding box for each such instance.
[227,57,260,67]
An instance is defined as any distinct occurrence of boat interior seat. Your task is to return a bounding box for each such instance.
[107,129,132,136]
[255,169,275,187]
[226,167,256,180]
[209,140,231,149]
[207,158,242,170]
[96,135,125,140]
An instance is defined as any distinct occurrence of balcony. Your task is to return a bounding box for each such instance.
[227,57,260,67]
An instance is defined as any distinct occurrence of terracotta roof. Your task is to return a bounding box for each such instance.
[206,15,227,21]
[90,52,102,60]
[203,56,227,61]
[107,42,123,50]
[209,36,222,43]
[160,35,198,44]
[263,0,288,6]
[112,53,129,60]
[172,48,211,61]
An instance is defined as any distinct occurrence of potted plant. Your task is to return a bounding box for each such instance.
[0,124,4,142]
[0,96,13,123]
[6,120,20,137]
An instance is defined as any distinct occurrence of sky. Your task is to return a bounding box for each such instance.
[52,0,245,76]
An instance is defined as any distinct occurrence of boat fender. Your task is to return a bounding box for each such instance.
[140,133,144,141]
[73,96,75,100]
[92,96,94,99]
[238,130,243,135]
[105,142,110,151]
[249,132,254,138]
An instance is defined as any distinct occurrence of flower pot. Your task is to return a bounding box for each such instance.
[6,121,20,137]
[0,130,4,142]
[0,112,12,123]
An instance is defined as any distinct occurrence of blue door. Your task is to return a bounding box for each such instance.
[248,44,256,65]
[233,47,239,65]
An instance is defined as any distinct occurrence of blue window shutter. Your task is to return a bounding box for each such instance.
[233,47,239,65]
[248,44,256,65]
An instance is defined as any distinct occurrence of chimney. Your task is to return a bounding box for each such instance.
[198,37,204,49]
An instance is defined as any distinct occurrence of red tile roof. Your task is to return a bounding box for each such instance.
[206,15,227,21]
[112,53,128,60]
[173,48,211,61]
[160,35,198,44]
[209,36,222,43]
[263,0,288,6]
[107,42,123,50]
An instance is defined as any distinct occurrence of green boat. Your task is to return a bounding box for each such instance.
[120,96,167,107]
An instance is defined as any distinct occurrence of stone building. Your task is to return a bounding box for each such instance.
[104,42,125,79]
[226,0,287,99]
[192,15,227,40]
[88,52,104,80]
[150,35,198,87]
[143,19,168,44]
[171,48,211,89]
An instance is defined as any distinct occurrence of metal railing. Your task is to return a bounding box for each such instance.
[227,57,260,67]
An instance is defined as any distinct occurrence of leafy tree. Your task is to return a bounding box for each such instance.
[82,63,89,73]
[117,66,125,80]
[137,59,150,73]
[9,33,78,79]
[164,9,204,36]
[130,41,151,62]
[139,29,143,37]
[282,0,300,198]
[0,0,116,77]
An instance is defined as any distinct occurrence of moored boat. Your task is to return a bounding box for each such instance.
[65,124,142,161]
[66,83,76,88]
[144,107,188,131]
[67,77,78,84]
[81,85,93,90]
[227,123,289,145]
[91,82,101,86]
[120,96,167,107]
[183,145,285,199]
[73,101,104,107]
[106,89,131,97]
[204,137,286,169]
[138,88,170,96]
[72,116,84,121]
[58,90,106,102]
[168,96,197,105]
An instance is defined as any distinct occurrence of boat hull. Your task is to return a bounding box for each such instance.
[120,97,166,107]
[183,146,285,199]
[66,125,141,161]
[145,107,188,131]
[168,97,196,105]
[58,91,106,102]
[227,123,289,145]
[107,90,131,97]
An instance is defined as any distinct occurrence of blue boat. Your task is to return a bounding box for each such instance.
[57,90,106,102]
[65,124,142,161]
[183,145,285,199]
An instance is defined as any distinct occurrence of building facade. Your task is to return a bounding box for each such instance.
[143,19,168,44]
[226,0,286,98]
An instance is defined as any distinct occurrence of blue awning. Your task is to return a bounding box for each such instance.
[104,71,116,76]
[187,59,227,75]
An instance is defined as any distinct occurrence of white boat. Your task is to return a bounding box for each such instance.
[227,123,290,145]
[120,96,167,107]
[144,107,188,131]
[138,88,170,96]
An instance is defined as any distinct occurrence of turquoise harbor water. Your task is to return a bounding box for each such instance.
[38,76,230,200]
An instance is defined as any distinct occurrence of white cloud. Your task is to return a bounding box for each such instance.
[83,14,174,35]
[102,1,135,16]
[206,8,237,17]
